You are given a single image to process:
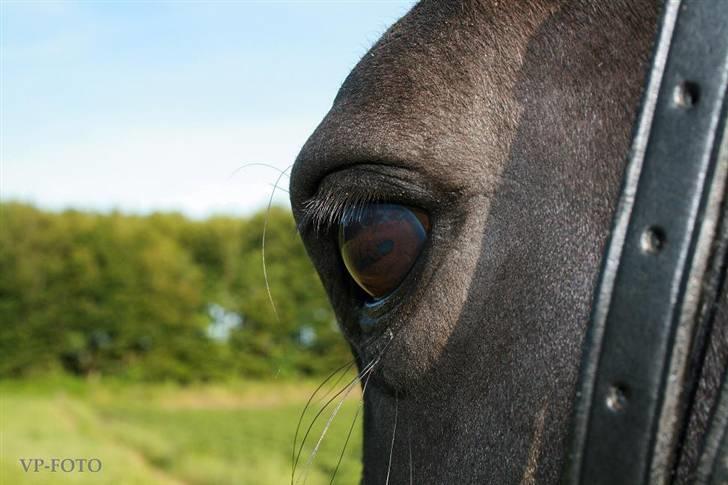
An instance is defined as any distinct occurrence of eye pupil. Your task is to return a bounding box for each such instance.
[377,240,394,256]
[338,203,429,299]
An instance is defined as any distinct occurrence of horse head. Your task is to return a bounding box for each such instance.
[290,1,659,482]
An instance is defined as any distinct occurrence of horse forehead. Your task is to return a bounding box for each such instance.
[337,2,532,104]
[296,1,556,196]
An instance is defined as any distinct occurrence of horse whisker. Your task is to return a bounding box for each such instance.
[408,415,413,485]
[385,392,399,485]
[291,359,356,485]
[292,327,397,484]
[292,354,382,481]
[298,366,375,485]
[328,370,374,485]
[262,164,292,323]
[312,361,356,407]
[228,162,291,180]
[291,331,389,484]
[269,183,290,194]
[314,331,388,405]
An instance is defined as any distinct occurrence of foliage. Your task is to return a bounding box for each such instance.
[0,202,349,381]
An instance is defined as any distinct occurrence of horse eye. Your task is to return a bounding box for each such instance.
[338,203,430,299]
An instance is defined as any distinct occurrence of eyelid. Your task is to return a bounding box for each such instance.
[299,164,440,234]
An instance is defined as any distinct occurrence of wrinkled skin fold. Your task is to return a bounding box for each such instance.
[290,1,659,483]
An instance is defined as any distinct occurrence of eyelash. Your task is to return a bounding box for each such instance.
[299,185,385,235]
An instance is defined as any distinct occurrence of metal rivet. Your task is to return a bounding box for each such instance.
[606,384,628,413]
[674,81,700,108]
[641,226,666,254]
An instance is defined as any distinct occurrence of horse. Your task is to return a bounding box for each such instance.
[290,1,661,482]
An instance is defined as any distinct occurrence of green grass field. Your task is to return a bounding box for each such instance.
[0,377,363,484]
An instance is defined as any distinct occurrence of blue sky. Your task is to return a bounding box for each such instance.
[1,1,416,218]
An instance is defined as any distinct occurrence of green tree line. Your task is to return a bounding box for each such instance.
[0,202,350,382]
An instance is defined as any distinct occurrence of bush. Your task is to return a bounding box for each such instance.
[0,203,349,381]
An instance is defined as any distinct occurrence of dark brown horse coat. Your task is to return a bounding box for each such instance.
[290,1,660,482]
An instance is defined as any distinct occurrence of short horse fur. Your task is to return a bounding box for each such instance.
[290,1,661,482]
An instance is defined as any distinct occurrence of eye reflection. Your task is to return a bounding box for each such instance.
[338,203,430,299]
